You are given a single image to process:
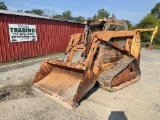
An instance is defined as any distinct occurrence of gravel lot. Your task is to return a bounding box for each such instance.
[0,48,160,120]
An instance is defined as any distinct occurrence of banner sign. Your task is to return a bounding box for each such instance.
[9,24,37,42]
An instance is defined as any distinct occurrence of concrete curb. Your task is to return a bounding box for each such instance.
[0,56,61,73]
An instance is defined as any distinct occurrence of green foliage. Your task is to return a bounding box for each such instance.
[32,9,44,16]
[157,19,160,40]
[53,10,85,23]
[151,3,160,18]
[43,9,56,18]
[135,14,160,42]
[123,20,133,30]
[53,14,63,20]
[87,17,92,20]
[62,10,72,21]
[154,38,160,49]
[92,8,110,19]
[24,9,44,16]
[135,14,158,28]
[0,1,8,10]
[92,14,97,19]
[24,10,32,14]
[154,44,160,49]
[73,16,85,23]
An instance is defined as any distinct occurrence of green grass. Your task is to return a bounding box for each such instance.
[141,41,160,50]
[153,40,160,49]
[154,44,160,49]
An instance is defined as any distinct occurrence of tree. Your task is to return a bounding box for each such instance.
[0,1,8,10]
[155,19,160,44]
[135,14,158,28]
[24,9,44,16]
[62,10,72,21]
[43,9,55,18]
[24,10,32,14]
[150,2,160,44]
[87,17,92,20]
[31,9,44,16]
[93,8,110,19]
[123,20,133,30]
[92,14,97,19]
[151,3,160,18]
[53,14,63,20]
[73,16,85,23]
[135,14,160,42]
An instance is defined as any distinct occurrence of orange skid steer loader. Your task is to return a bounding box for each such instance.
[33,30,141,109]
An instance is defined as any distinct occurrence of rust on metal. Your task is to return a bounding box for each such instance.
[98,57,141,92]
[32,18,145,109]
[65,33,85,54]
[147,44,154,50]
[111,62,137,87]
[73,69,97,102]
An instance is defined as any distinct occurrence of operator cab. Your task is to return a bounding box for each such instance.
[84,14,128,45]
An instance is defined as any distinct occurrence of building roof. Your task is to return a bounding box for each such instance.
[0,10,84,25]
[0,9,51,19]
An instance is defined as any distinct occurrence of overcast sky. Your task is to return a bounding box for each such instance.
[3,0,160,25]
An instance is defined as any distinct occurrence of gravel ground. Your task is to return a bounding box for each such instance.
[0,48,160,120]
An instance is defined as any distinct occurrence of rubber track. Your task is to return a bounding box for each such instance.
[98,57,135,90]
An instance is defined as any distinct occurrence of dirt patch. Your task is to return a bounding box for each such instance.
[0,83,34,102]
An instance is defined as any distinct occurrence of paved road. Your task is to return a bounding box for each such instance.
[0,48,160,120]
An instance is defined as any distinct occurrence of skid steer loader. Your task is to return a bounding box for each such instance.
[33,15,141,109]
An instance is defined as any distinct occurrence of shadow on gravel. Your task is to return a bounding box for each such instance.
[80,85,99,103]
[0,82,34,102]
[108,111,128,120]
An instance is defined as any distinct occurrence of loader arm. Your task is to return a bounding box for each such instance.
[83,31,141,67]
[150,26,158,44]
[33,30,142,109]
[82,31,141,91]
[32,15,146,110]
[136,26,158,45]
[64,33,85,54]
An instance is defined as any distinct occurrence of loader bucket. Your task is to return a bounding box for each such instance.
[33,59,97,109]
